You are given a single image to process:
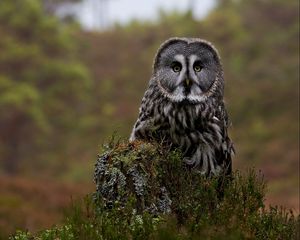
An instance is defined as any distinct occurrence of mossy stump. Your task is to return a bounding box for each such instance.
[95,140,234,221]
[94,141,173,215]
[92,140,298,239]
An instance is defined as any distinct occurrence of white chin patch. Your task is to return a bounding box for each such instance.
[158,80,208,103]
[172,87,207,103]
[166,92,207,104]
[186,94,207,103]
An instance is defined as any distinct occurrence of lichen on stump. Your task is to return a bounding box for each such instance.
[94,141,173,215]
[93,140,229,219]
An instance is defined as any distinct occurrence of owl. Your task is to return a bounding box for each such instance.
[130,38,234,176]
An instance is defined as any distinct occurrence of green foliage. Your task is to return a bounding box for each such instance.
[12,141,299,240]
[0,0,91,173]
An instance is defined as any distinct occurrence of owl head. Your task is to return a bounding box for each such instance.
[152,38,224,104]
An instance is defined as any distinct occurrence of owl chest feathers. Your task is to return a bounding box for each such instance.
[151,98,223,152]
[131,91,229,175]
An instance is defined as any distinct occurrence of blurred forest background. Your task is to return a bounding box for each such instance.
[0,0,299,238]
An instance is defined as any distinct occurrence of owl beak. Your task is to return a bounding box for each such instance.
[185,78,191,87]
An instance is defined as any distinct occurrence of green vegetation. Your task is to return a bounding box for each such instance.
[0,0,91,174]
[12,141,299,239]
[0,0,299,238]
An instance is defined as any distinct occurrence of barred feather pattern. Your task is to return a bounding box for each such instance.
[130,81,234,177]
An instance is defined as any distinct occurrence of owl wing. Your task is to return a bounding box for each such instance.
[130,85,171,142]
[129,109,154,141]
[215,103,234,176]
[130,88,159,141]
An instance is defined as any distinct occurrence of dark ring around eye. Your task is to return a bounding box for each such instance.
[172,62,182,72]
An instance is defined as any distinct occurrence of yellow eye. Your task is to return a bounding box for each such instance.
[194,65,202,72]
[172,64,182,72]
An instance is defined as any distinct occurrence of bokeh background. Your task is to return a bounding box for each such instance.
[0,0,299,238]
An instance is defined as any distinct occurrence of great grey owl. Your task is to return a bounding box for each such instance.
[130,38,234,176]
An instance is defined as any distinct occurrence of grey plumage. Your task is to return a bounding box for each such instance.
[130,37,234,176]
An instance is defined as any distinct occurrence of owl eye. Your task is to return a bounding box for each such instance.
[172,62,182,72]
[193,64,202,72]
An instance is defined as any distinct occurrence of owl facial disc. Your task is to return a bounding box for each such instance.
[153,38,223,104]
